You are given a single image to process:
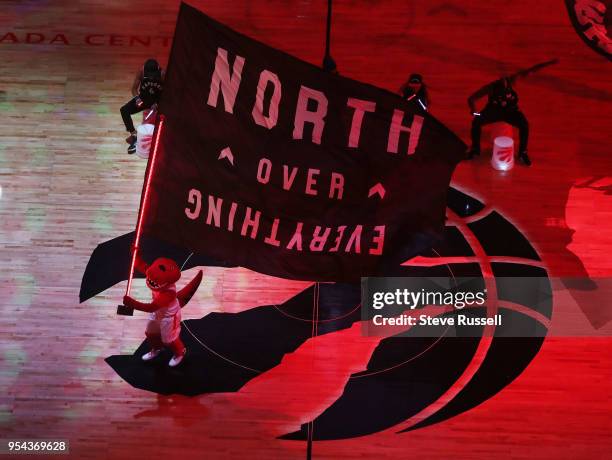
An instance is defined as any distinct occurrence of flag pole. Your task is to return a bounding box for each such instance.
[325,0,332,59]
[306,281,320,460]
[306,3,331,453]
[117,115,166,315]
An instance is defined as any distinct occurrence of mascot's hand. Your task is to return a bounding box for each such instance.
[121,295,154,313]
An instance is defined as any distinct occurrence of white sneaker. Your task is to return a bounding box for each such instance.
[141,349,162,361]
[168,349,186,367]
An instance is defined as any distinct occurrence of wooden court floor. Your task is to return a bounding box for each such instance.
[1,1,611,458]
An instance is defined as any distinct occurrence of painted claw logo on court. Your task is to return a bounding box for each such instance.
[103,188,553,440]
[565,0,612,60]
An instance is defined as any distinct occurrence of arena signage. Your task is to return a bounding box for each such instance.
[0,32,171,47]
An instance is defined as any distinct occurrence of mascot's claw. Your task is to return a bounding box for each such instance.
[177,270,203,308]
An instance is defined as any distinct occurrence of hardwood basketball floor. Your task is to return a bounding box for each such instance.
[1,1,611,458]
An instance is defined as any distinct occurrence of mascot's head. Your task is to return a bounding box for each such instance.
[145,257,181,291]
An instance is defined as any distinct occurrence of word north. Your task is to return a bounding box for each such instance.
[206,47,424,154]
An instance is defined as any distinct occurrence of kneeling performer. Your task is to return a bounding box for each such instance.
[467,75,531,166]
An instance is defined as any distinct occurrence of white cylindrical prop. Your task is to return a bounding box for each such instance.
[136,124,155,159]
[491,136,514,171]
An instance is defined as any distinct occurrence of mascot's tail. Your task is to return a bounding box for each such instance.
[177,270,203,308]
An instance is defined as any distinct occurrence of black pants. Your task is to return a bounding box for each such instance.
[471,106,529,154]
[120,96,154,133]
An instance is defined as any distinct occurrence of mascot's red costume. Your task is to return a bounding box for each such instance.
[123,255,203,367]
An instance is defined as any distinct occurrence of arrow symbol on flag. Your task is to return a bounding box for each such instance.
[218,147,235,166]
[368,183,386,199]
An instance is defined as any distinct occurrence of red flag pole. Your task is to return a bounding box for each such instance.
[118,115,165,314]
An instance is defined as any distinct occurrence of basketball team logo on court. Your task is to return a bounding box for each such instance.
[565,0,612,60]
[100,187,552,440]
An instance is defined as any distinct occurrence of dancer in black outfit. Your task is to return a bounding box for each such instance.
[466,75,531,165]
[399,73,430,112]
[120,58,164,154]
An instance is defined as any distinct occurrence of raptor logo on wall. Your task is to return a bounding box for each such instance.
[565,0,612,60]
